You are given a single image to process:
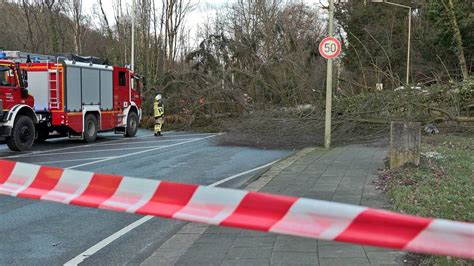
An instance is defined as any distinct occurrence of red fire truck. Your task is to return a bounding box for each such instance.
[0,51,142,151]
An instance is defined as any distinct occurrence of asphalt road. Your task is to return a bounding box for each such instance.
[0,129,290,265]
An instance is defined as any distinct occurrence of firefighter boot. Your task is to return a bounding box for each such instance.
[154,122,162,136]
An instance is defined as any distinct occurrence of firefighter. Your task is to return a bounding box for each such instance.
[154,93,165,136]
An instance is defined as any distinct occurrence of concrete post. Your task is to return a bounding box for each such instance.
[389,121,421,169]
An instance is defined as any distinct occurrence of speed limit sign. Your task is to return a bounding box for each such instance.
[319,37,341,59]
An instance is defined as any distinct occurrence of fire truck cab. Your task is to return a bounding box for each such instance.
[0,58,36,151]
[0,51,142,151]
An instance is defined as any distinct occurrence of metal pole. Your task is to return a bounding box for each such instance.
[324,0,335,149]
[406,7,411,85]
[383,1,412,85]
[131,0,135,72]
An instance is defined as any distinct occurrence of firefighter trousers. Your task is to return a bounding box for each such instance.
[155,117,164,134]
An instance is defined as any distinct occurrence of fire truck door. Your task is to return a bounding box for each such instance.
[0,66,18,108]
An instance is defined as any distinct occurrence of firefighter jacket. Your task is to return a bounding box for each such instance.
[154,101,164,118]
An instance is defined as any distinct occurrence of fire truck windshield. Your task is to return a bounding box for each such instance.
[0,65,15,86]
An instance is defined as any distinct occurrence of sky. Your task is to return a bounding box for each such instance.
[84,0,325,38]
[82,0,228,46]
[84,0,234,30]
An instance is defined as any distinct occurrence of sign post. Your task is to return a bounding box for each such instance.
[320,0,341,149]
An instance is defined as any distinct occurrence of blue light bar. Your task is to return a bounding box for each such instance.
[0,52,6,59]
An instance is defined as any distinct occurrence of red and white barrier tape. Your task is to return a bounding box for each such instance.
[0,160,472,259]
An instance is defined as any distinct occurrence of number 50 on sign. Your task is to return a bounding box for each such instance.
[319,37,341,59]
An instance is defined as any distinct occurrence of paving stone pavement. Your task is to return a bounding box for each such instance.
[142,145,406,266]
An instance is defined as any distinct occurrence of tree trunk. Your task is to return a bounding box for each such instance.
[22,0,37,52]
[445,0,469,80]
[44,0,60,52]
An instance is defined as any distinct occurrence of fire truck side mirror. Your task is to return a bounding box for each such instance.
[22,69,28,81]
[17,66,29,98]
[20,69,28,90]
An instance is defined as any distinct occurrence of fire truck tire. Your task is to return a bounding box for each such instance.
[125,112,139,137]
[6,115,36,151]
[84,114,98,143]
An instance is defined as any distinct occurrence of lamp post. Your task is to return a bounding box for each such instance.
[324,0,335,149]
[131,0,135,73]
[371,0,412,85]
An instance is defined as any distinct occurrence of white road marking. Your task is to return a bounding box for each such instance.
[63,159,279,265]
[3,136,208,159]
[152,133,218,138]
[0,139,125,159]
[34,157,116,165]
[0,134,154,159]
[22,145,169,158]
[63,217,154,266]
[208,160,279,187]
[85,138,198,147]
[66,135,217,170]
[0,132,216,159]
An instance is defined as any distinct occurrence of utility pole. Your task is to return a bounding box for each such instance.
[131,0,135,73]
[406,6,411,85]
[130,0,135,93]
[324,0,335,149]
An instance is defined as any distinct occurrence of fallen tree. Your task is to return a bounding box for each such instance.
[332,78,473,125]
[217,78,473,148]
[141,71,472,149]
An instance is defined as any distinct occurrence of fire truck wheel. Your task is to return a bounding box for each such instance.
[84,114,98,143]
[125,112,139,137]
[6,115,36,151]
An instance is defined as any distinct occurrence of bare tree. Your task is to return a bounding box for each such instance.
[113,0,128,65]
[444,0,469,80]
[98,0,113,40]
[163,0,194,71]
[21,0,37,51]
[42,0,61,52]
[68,0,84,54]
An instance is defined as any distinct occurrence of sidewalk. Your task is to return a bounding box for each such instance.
[142,145,406,265]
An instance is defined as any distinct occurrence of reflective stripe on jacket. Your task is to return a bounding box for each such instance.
[154,101,164,118]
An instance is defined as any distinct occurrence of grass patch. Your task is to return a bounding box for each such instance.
[379,134,473,264]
